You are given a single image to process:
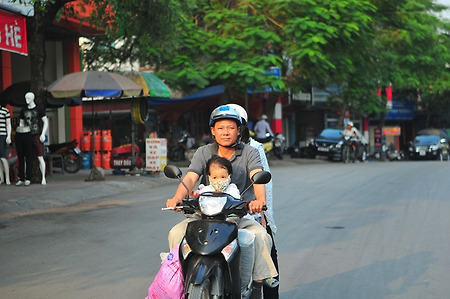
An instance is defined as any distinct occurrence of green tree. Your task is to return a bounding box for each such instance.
[154,0,377,119]
[372,0,450,127]
[83,0,194,71]
[15,0,190,107]
[82,0,449,127]
[18,0,75,107]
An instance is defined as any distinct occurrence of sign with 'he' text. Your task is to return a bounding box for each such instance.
[0,10,28,55]
[146,138,167,171]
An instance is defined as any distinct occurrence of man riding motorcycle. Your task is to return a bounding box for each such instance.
[342,121,364,160]
[166,104,278,298]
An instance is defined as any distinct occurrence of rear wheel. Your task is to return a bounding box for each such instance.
[63,150,82,173]
[360,149,367,162]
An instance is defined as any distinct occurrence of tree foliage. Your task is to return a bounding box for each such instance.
[14,0,191,107]
[83,0,195,71]
[19,0,450,127]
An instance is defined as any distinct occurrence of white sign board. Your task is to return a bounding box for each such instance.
[146,138,167,171]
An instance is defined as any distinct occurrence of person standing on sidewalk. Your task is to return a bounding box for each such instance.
[0,103,12,185]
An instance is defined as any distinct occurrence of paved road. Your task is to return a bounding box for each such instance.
[1,159,449,298]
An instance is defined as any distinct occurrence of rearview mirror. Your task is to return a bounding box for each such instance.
[164,165,182,179]
[251,171,271,184]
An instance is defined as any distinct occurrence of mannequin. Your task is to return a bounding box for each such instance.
[0,103,12,185]
[16,92,48,186]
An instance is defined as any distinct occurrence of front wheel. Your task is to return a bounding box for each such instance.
[188,279,215,299]
[342,146,351,164]
[63,150,82,173]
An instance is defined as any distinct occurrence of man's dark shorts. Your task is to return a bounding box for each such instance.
[32,135,44,156]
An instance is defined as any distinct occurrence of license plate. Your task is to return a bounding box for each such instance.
[318,147,329,152]
[419,150,426,156]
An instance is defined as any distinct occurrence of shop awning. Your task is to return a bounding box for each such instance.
[148,85,224,106]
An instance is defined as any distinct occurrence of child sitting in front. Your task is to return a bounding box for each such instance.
[194,155,240,198]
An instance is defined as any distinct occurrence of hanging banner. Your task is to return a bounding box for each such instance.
[382,126,401,136]
[0,10,28,55]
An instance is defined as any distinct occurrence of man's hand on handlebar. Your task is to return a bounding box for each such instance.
[248,199,265,213]
[166,198,183,211]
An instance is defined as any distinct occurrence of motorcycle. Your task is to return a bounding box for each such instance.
[386,149,405,161]
[163,165,271,298]
[168,131,194,162]
[341,136,357,163]
[251,132,285,160]
[109,144,144,170]
[47,140,82,173]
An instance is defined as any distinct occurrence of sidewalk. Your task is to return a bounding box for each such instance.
[0,168,175,219]
[0,156,322,219]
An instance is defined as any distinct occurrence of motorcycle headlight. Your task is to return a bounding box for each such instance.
[199,195,227,216]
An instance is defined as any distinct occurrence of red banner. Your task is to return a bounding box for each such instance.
[0,10,28,55]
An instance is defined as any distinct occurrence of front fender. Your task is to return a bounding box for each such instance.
[184,255,241,298]
[185,255,226,286]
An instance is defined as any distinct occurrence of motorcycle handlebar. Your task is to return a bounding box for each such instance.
[162,205,267,212]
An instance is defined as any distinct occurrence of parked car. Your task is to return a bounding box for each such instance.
[408,135,449,161]
[308,128,368,162]
[417,128,448,140]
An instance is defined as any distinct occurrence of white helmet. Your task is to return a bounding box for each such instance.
[209,104,242,127]
[228,103,248,125]
[347,121,354,127]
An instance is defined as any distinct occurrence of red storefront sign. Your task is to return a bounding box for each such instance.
[0,10,28,55]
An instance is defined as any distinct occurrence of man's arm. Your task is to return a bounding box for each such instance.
[265,121,274,136]
[5,118,11,144]
[248,168,266,213]
[40,116,49,143]
[166,171,199,208]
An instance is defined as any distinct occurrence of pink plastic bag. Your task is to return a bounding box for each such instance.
[146,244,185,299]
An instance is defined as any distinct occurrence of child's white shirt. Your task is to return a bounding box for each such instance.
[197,183,241,199]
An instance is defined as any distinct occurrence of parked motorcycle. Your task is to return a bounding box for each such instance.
[109,144,144,170]
[251,132,285,160]
[163,165,271,298]
[387,149,405,161]
[168,131,194,162]
[47,140,82,173]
